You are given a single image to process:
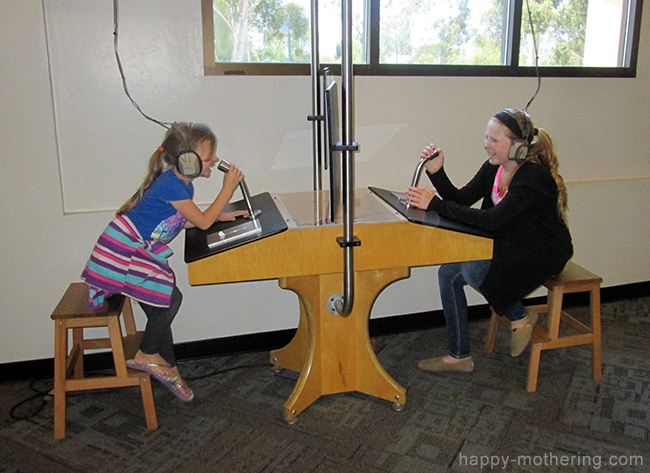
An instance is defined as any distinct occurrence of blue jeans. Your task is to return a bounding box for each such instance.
[438,260,527,359]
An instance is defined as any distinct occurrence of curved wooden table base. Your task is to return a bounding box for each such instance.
[271,268,409,422]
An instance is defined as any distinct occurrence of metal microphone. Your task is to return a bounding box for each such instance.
[217,159,261,219]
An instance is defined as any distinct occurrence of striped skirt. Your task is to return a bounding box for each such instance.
[81,215,175,311]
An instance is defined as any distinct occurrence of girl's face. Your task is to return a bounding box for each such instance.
[484,118,513,167]
[196,139,219,178]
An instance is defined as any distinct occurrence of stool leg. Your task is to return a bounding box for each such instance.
[590,287,602,382]
[485,311,500,353]
[107,316,128,378]
[546,287,564,339]
[121,298,137,336]
[72,327,84,379]
[139,376,158,430]
[53,321,68,439]
[527,342,542,392]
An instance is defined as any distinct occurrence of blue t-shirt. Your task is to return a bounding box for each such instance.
[127,169,194,243]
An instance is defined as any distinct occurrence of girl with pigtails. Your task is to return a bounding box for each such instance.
[82,122,246,401]
[406,109,573,373]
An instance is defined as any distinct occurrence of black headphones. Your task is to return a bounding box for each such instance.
[175,122,203,178]
[496,109,534,163]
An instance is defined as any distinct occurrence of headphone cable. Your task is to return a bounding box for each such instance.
[9,377,53,421]
[523,0,541,112]
[113,0,170,130]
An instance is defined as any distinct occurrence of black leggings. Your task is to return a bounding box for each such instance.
[138,286,183,368]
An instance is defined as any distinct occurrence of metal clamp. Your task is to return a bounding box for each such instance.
[336,236,361,248]
[333,142,359,152]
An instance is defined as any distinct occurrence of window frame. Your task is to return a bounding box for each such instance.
[202,0,644,78]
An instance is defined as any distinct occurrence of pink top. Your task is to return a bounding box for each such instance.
[491,165,507,205]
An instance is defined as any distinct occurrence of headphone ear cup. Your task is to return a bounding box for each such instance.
[176,150,203,178]
[508,138,528,162]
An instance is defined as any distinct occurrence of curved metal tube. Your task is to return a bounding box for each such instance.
[217,159,257,219]
[338,0,355,317]
[410,150,439,188]
[406,150,439,209]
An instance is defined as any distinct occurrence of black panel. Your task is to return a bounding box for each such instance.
[369,186,493,239]
[184,192,288,263]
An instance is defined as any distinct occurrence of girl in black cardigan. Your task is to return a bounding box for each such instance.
[406,109,573,372]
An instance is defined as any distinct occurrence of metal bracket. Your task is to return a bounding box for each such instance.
[327,292,344,315]
[336,236,361,248]
[332,141,359,152]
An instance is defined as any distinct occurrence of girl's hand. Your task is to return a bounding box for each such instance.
[405,186,436,209]
[421,143,444,174]
[218,210,249,221]
[222,163,244,193]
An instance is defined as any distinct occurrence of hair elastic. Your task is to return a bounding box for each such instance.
[157,146,164,152]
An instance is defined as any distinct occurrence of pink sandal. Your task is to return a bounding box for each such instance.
[126,359,177,383]
[162,377,194,402]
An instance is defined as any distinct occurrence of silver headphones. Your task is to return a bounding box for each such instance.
[499,109,532,162]
[175,122,203,178]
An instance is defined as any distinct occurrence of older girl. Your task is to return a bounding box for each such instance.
[406,109,573,372]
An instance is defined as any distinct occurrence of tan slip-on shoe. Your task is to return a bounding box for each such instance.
[418,356,474,373]
[510,309,539,357]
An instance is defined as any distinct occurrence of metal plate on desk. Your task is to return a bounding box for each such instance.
[369,186,492,239]
[184,192,288,263]
[274,188,405,228]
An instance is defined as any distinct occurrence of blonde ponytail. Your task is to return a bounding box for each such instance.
[116,122,217,216]
[527,129,569,222]
[116,148,167,215]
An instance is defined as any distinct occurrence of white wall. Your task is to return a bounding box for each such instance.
[1,0,648,364]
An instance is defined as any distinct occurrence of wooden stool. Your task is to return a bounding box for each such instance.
[485,261,602,392]
[51,283,158,439]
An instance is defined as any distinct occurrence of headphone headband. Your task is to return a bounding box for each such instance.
[494,109,531,142]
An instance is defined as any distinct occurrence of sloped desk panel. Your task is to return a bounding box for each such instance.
[186,189,493,422]
[187,205,493,284]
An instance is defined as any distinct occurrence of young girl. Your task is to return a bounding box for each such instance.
[406,108,573,372]
[81,122,246,400]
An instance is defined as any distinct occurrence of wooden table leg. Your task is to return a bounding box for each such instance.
[271,267,409,422]
[270,278,311,374]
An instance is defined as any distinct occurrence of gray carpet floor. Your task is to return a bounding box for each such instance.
[1,297,649,472]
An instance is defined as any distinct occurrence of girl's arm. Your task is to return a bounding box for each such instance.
[409,160,494,211]
[427,188,529,232]
[171,166,244,230]
[181,208,248,229]
[427,164,549,232]
[218,210,249,221]
[428,160,492,206]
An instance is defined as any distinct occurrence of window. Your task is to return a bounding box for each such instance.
[202,0,643,77]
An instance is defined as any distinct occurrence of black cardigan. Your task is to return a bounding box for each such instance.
[427,160,573,314]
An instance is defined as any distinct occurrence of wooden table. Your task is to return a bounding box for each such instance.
[186,189,492,422]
